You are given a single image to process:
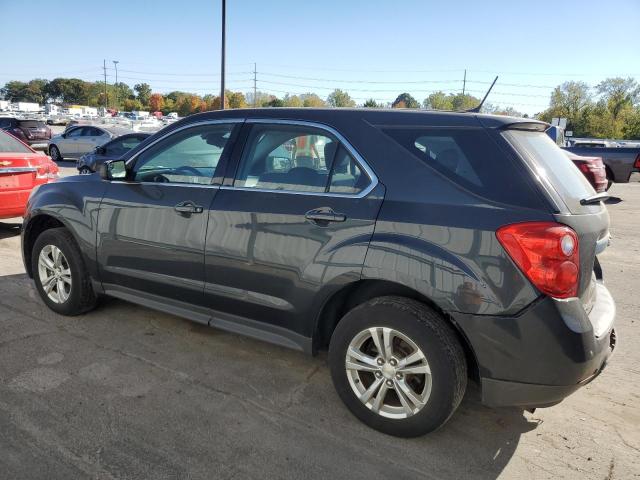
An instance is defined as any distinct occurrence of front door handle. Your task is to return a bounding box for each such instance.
[174,201,204,215]
[305,207,347,225]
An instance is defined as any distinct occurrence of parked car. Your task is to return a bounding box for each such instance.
[76,132,151,174]
[21,109,616,437]
[0,117,52,147]
[563,145,640,186]
[0,130,58,219]
[48,126,131,161]
[565,151,608,192]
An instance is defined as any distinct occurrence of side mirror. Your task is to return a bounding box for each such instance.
[100,160,127,181]
[96,146,106,154]
[61,133,67,138]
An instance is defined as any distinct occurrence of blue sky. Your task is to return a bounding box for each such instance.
[1,0,639,114]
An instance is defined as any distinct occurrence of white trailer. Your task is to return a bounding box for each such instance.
[16,102,41,112]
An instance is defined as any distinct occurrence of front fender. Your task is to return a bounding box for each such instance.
[22,176,107,281]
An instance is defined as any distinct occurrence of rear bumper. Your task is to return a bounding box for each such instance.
[452,281,616,408]
[0,190,29,219]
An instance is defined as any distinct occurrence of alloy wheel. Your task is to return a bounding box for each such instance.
[345,327,432,419]
[37,245,72,304]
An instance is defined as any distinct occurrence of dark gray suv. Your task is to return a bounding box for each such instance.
[21,109,616,437]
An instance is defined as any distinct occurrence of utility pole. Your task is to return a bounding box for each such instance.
[103,59,108,109]
[113,60,119,109]
[462,69,467,96]
[220,0,226,110]
[253,62,257,107]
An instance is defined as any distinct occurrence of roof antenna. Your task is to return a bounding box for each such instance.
[466,75,498,113]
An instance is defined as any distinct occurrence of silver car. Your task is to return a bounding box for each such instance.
[48,126,131,161]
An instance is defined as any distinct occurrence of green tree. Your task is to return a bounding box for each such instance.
[300,93,325,107]
[265,97,285,108]
[451,93,480,111]
[282,94,303,107]
[227,91,247,109]
[327,89,355,107]
[596,77,640,136]
[122,98,144,111]
[392,93,419,109]
[423,91,453,110]
[622,107,640,139]
[362,99,380,108]
[1,81,29,101]
[134,83,152,107]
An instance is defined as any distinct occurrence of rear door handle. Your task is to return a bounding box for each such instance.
[174,201,204,215]
[305,207,347,225]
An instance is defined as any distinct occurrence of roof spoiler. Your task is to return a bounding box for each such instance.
[501,122,549,132]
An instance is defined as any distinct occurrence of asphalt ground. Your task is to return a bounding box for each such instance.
[0,167,638,479]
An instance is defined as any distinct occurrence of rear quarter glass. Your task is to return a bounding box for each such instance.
[502,130,597,214]
[380,126,544,209]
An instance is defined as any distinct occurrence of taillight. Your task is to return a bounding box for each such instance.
[634,154,640,169]
[496,222,580,299]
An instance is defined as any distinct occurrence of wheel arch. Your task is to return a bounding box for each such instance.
[312,279,480,381]
[23,214,72,278]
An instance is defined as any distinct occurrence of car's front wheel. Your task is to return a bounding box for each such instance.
[329,296,467,437]
[31,227,97,315]
[78,166,92,175]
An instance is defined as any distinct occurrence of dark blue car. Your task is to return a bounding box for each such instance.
[76,132,151,174]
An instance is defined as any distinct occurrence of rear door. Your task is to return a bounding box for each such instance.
[97,121,241,315]
[203,120,384,340]
[77,127,109,155]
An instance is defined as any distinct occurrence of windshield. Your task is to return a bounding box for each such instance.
[0,131,32,153]
[503,130,595,213]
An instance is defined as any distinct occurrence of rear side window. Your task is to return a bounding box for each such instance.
[18,120,45,128]
[382,127,540,207]
[0,131,31,153]
[503,130,595,213]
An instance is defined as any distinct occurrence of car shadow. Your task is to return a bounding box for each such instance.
[0,221,21,240]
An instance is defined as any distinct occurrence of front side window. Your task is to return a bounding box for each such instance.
[234,124,370,195]
[133,124,233,184]
[66,127,84,138]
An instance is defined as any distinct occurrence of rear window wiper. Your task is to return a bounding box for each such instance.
[580,192,610,205]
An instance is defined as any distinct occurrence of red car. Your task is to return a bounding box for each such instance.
[565,151,608,193]
[0,130,59,219]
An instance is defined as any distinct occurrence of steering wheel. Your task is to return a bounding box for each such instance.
[150,173,170,183]
[174,166,201,176]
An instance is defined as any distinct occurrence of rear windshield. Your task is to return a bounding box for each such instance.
[503,130,595,212]
[0,131,32,153]
[381,127,542,207]
[18,120,46,128]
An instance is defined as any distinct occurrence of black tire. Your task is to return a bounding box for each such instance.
[605,167,613,191]
[49,145,63,162]
[31,227,96,315]
[78,166,92,175]
[328,296,467,437]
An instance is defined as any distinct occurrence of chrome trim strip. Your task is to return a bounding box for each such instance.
[120,116,379,199]
[125,118,245,167]
[0,167,38,173]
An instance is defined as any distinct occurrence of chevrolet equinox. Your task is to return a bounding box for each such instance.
[21,109,616,437]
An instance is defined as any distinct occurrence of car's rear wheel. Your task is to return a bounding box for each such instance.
[32,228,96,315]
[328,296,467,437]
[49,145,62,162]
[78,166,92,175]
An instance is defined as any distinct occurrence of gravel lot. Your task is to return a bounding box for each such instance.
[0,166,638,480]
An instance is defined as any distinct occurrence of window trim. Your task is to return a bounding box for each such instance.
[221,119,378,199]
[123,118,244,187]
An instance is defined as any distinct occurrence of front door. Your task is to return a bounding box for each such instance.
[97,121,240,317]
[204,121,384,339]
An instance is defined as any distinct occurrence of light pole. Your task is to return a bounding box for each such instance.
[220,0,226,110]
[113,60,119,110]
